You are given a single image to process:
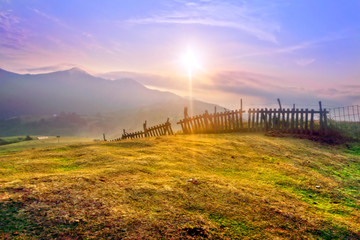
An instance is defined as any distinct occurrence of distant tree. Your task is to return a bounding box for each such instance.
[24,135,33,141]
[0,138,8,145]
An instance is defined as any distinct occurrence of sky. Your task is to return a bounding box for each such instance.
[1,0,360,109]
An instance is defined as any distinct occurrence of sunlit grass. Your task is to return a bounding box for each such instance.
[0,133,359,239]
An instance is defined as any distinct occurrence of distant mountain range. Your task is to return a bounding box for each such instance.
[0,67,220,137]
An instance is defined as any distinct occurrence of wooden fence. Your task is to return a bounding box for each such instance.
[177,109,246,134]
[247,108,328,134]
[177,102,328,135]
[107,101,329,141]
[109,118,173,141]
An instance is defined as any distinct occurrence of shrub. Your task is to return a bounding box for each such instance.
[24,135,33,141]
[328,121,360,142]
[0,138,7,145]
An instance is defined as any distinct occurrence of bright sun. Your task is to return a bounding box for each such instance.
[181,48,202,76]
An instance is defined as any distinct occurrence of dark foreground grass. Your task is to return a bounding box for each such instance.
[0,133,359,239]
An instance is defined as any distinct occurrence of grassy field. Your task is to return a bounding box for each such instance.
[0,133,359,239]
[0,136,94,154]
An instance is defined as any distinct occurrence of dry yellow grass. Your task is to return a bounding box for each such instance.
[1,133,359,239]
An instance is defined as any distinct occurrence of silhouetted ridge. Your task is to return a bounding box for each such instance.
[0,67,217,119]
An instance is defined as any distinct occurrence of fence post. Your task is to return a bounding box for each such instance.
[235,110,239,130]
[305,109,309,134]
[200,115,206,133]
[264,108,268,131]
[248,109,251,131]
[195,116,200,133]
[290,108,295,133]
[220,112,224,131]
[319,101,323,134]
[273,109,277,131]
[295,109,299,134]
[277,98,282,111]
[286,108,290,132]
[231,110,236,131]
[255,109,259,131]
[300,109,304,134]
[204,110,209,132]
[239,109,243,129]
[252,108,256,132]
[190,117,196,133]
[186,118,191,134]
[184,107,188,119]
[163,120,167,135]
[277,108,281,130]
[323,109,328,135]
[214,113,218,133]
[310,110,314,135]
[267,108,271,130]
[260,108,264,131]
[352,106,356,122]
[143,121,148,137]
[192,116,198,133]
[179,120,185,134]
[169,119,174,135]
[122,129,126,139]
[224,113,228,132]
[280,108,284,132]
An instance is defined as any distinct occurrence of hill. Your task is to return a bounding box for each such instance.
[0,68,220,137]
[1,133,359,239]
[0,67,178,118]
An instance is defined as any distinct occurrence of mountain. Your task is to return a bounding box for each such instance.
[0,67,182,118]
[0,68,220,137]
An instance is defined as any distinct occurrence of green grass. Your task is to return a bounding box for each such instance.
[0,136,25,146]
[0,133,359,239]
[0,136,93,154]
[328,121,360,141]
[346,142,360,156]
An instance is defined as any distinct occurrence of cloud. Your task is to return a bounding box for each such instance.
[342,84,360,90]
[82,32,93,38]
[0,10,28,49]
[196,71,357,107]
[20,63,79,73]
[32,8,72,30]
[98,71,187,91]
[296,58,315,66]
[127,1,280,43]
[235,32,347,59]
[316,85,360,99]
[100,68,359,107]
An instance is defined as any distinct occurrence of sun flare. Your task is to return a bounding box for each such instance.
[179,47,203,118]
[181,48,202,76]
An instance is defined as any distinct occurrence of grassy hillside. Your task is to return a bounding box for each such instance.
[0,136,94,154]
[0,133,359,239]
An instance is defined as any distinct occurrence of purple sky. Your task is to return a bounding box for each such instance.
[1,0,359,108]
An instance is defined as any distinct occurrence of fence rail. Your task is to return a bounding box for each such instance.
[328,105,360,123]
[107,101,331,141]
[109,118,173,141]
[177,102,328,135]
[178,109,246,134]
[247,108,328,134]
